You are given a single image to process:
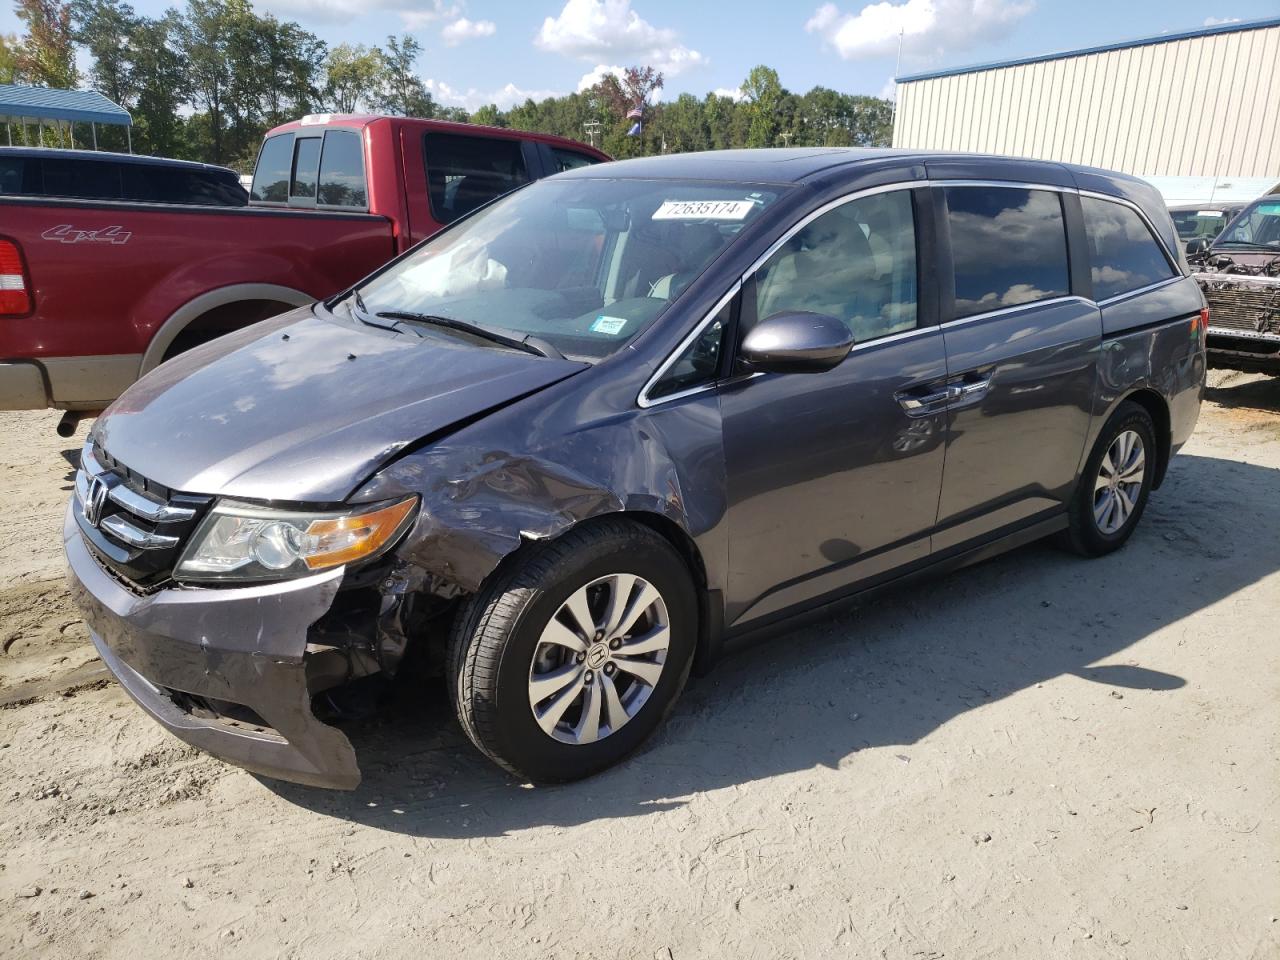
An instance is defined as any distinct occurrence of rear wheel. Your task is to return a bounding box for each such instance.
[447,519,697,782]
[1063,401,1157,556]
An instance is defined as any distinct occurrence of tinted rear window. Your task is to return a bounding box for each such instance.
[424,132,528,224]
[121,165,247,206]
[0,156,25,194]
[39,158,122,200]
[251,134,294,202]
[1082,197,1176,300]
[945,186,1070,319]
[317,130,366,208]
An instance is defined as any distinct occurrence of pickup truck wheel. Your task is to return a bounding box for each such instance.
[1063,401,1157,557]
[447,519,697,782]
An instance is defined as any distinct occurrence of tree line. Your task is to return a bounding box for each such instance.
[2,0,893,170]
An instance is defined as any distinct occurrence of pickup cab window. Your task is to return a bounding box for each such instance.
[317,130,366,208]
[251,134,294,202]
[424,132,529,224]
[290,137,322,201]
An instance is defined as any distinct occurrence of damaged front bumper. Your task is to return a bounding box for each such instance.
[64,505,363,790]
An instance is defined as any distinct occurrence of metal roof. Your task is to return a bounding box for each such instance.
[897,15,1280,83]
[0,83,132,126]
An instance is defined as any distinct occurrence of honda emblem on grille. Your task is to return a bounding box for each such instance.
[84,476,109,528]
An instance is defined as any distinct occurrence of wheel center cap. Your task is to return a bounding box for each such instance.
[585,643,610,669]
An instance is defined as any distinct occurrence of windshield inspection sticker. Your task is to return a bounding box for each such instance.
[652,199,754,221]
[590,315,628,335]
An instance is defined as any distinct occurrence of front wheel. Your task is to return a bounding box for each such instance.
[447,519,697,782]
[1063,401,1157,556]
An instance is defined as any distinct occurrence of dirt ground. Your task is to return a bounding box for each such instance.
[1,370,1277,960]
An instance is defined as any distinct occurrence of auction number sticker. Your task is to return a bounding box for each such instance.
[590,315,628,335]
[652,199,754,221]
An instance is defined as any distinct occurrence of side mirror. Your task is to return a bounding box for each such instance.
[740,311,854,374]
[1186,237,1211,258]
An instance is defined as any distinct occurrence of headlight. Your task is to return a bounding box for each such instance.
[176,496,418,582]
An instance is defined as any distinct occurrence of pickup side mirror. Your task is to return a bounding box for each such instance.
[1186,237,1211,258]
[740,311,854,374]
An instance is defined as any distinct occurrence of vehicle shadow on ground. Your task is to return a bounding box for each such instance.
[265,453,1278,837]
[1205,373,1280,413]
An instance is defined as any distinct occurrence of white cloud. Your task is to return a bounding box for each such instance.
[262,0,462,29]
[577,63,625,92]
[712,86,745,101]
[805,0,1033,61]
[536,0,707,75]
[425,78,563,112]
[441,16,496,45]
[879,75,897,99]
[1203,16,1241,26]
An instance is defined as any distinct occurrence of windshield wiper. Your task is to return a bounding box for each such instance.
[374,311,564,359]
[1215,240,1279,248]
[348,289,399,331]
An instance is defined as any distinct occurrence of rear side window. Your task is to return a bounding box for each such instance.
[121,166,247,206]
[317,130,367,208]
[39,158,122,200]
[251,134,294,202]
[424,132,529,224]
[945,186,1070,319]
[290,137,322,200]
[0,157,25,194]
[1081,197,1176,301]
[549,147,599,173]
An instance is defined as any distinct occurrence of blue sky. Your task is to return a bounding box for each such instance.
[3,0,1278,111]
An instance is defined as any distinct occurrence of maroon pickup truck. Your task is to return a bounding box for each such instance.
[0,114,608,429]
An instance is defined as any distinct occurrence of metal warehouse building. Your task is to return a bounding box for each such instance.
[892,16,1280,182]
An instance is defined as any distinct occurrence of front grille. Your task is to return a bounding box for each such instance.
[1197,275,1280,335]
[74,441,212,588]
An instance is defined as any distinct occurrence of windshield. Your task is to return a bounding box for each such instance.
[1216,199,1280,248]
[1171,208,1228,242]
[353,178,786,360]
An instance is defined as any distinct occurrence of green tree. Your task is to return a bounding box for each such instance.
[172,0,252,163]
[470,103,505,128]
[15,0,76,88]
[379,34,434,117]
[741,64,782,148]
[325,42,384,113]
[130,14,187,156]
[0,33,23,84]
[70,0,137,107]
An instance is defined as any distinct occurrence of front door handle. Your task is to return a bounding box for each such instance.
[896,386,956,416]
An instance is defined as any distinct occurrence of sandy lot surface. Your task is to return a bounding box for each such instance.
[1,371,1277,960]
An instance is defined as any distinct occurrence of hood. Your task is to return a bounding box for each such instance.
[92,307,585,502]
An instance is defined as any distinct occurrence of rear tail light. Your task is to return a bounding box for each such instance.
[1200,306,1210,333]
[0,239,31,316]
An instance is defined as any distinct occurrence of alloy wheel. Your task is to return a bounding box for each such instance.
[527,574,670,745]
[1093,429,1146,535]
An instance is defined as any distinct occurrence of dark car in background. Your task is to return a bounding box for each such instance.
[1186,194,1280,375]
[65,149,1206,789]
[1168,203,1243,244]
[0,147,248,206]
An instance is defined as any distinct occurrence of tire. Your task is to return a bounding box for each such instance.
[1062,401,1158,557]
[447,518,697,782]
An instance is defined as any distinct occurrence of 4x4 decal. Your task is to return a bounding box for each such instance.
[41,224,132,245]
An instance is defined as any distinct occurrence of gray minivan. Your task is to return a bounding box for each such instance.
[65,149,1206,789]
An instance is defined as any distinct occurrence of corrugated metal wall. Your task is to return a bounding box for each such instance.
[893,23,1280,178]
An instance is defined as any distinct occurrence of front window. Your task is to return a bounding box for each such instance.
[354,178,785,360]
[1216,199,1280,249]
